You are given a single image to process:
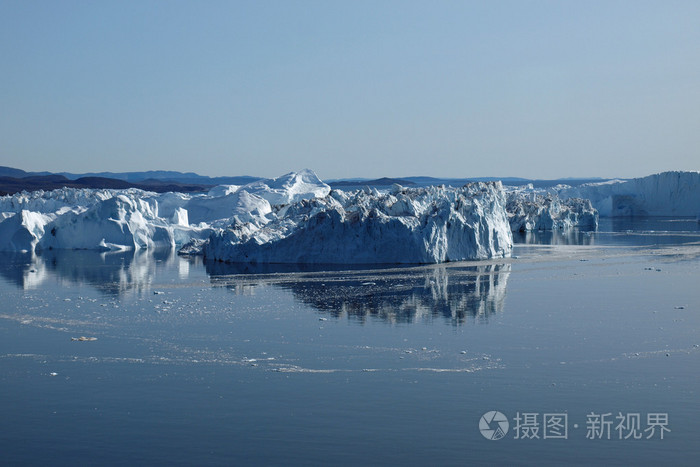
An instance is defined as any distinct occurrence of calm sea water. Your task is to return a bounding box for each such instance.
[1,218,699,466]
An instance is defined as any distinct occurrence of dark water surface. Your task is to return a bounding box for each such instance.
[1,218,699,465]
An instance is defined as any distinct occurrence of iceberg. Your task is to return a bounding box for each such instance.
[555,171,700,217]
[5,168,696,263]
[1,169,513,264]
[0,171,330,253]
[240,169,331,205]
[204,182,513,264]
[38,195,178,251]
[506,191,598,232]
[0,210,53,252]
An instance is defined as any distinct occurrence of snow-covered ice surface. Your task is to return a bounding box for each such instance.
[204,182,512,264]
[555,171,700,217]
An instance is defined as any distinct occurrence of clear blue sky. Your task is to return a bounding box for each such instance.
[1,0,698,180]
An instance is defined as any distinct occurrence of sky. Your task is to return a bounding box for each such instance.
[1,0,699,180]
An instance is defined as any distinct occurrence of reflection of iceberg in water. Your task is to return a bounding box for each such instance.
[0,249,197,296]
[513,218,700,247]
[45,249,166,295]
[512,229,596,246]
[0,252,50,291]
[207,263,511,325]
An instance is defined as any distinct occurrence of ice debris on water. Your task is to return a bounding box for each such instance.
[71,336,97,341]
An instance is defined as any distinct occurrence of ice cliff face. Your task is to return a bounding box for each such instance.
[204,182,513,264]
[506,191,598,232]
[1,172,513,264]
[556,171,700,217]
[0,170,329,253]
[10,168,696,262]
[4,168,696,260]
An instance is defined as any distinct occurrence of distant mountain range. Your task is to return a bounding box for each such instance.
[327,175,609,189]
[0,165,611,196]
[0,166,262,195]
[0,166,260,185]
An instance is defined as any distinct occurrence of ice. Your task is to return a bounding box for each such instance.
[11,169,696,262]
[1,171,513,263]
[0,170,329,253]
[241,169,331,205]
[184,189,271,226]
[204,182,513,264]
[0,210,53,252]
[506,191,598,232]
[206,185,241,197]
[555,171,700,217]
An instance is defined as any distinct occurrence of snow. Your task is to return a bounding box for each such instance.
[555,171,700,217]
[204,182,513,264]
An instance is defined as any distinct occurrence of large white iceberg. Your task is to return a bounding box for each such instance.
[506,191,598,232]
[1,170,513,264]
[0,170,330,253]
[204,182,513,264]
[556,171,700,217]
